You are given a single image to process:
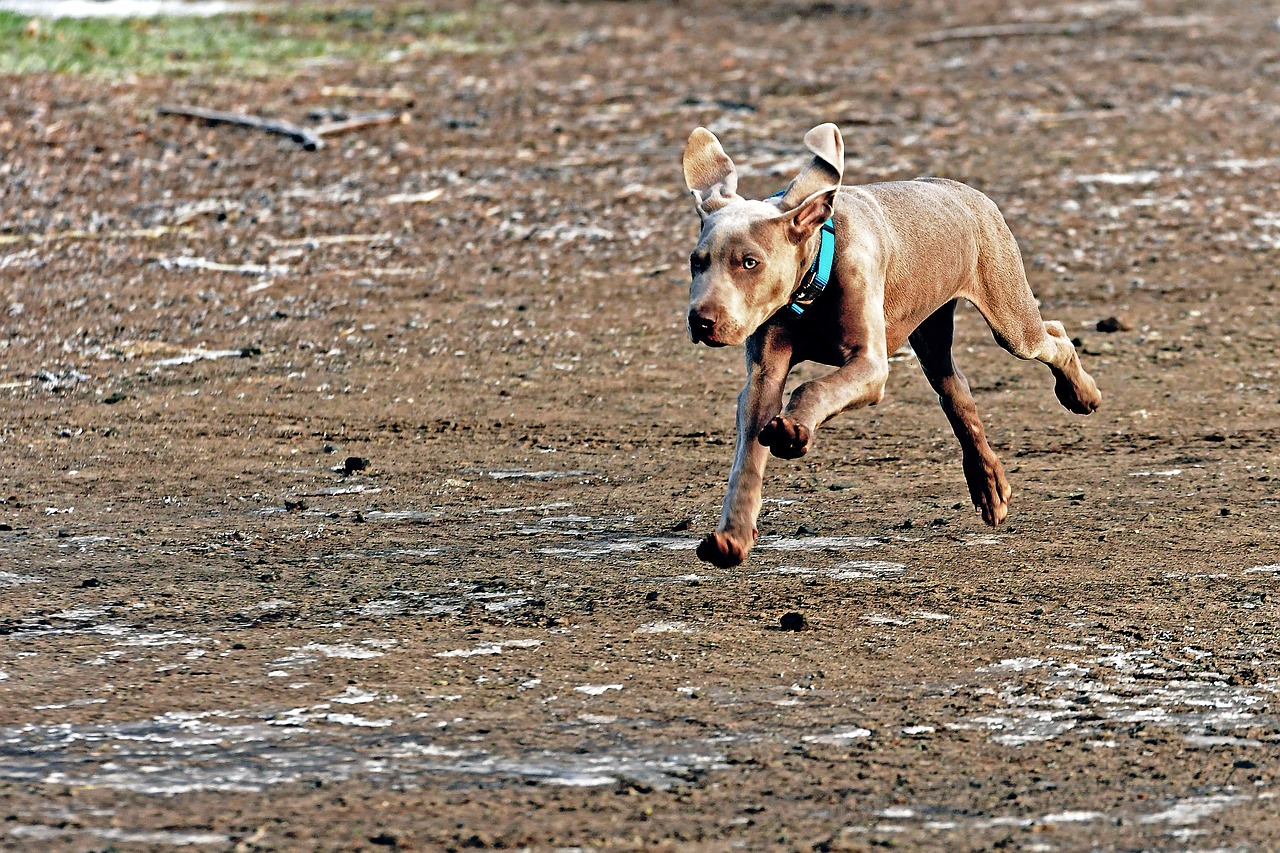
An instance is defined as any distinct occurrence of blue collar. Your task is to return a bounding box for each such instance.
[788,218,836,317]
[771,191,836,317]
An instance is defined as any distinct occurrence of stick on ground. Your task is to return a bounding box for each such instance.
[313,110,411,139]
[156,104,324,150]
[155,106,410,151]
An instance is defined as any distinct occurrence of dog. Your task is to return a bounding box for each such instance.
[682,123,1101,568]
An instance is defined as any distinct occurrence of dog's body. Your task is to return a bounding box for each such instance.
[682,124,1100,568]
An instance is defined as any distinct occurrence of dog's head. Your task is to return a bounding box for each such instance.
[681,123,844,347]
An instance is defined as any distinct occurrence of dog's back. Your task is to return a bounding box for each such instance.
[838,178,1022,342]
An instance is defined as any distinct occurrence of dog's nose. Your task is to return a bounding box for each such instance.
[689,310,717,337]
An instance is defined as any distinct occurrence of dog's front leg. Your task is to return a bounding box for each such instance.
[697,341,789,568]
[759,352,889,459]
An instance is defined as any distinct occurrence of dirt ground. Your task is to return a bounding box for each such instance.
[3,0,1280,850]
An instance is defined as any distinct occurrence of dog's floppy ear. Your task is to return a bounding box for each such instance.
[683,127,740,217]
[777,123,844,243]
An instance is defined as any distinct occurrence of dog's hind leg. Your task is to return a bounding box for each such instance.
[968,226,1101,415]
[909,300,1012,527]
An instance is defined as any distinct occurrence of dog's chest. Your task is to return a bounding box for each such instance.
[778,308,863,366]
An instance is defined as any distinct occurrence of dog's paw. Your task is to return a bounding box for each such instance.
[758,416,811,459]
[696,530,754,568]
[1054,373,1102,416]
[964,453,1012,527]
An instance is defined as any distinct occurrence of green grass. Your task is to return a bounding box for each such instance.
[0,6,508,77]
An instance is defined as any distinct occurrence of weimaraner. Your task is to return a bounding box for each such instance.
[682,123,1100,568]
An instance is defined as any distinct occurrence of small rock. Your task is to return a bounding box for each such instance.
[343,456,369,474]
[672,518,692,531]
[80,577,100,588]
[795,524,817,535]
[1096,315,1133,333]
[283,499,306,512]
[369,832,399,847]
[780,612,806,632]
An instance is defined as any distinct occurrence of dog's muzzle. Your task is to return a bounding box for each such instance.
[688,310,728,347]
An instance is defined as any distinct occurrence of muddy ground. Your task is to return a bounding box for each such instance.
[2,0,1280,850]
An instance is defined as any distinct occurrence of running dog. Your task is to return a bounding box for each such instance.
[682,123,1101,567]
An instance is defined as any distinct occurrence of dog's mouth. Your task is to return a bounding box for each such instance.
[689,328,730,348]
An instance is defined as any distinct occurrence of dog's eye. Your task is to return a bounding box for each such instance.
[742,257,759,270]
[690,254,709,275]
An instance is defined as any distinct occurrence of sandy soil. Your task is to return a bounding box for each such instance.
[2,1,1280,850]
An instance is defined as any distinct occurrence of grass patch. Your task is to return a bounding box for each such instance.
[0,5,509,77]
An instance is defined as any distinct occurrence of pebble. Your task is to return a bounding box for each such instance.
[1096,315,1133,333]
[780,612,806,632]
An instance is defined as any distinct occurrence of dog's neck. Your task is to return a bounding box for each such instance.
[786,217,837,317]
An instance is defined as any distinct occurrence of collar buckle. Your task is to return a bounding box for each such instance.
[787,218,836,317]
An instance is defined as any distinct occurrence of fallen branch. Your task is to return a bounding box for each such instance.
[155,105,410,151]
[312,110,411,138]
[156,104,323,150]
